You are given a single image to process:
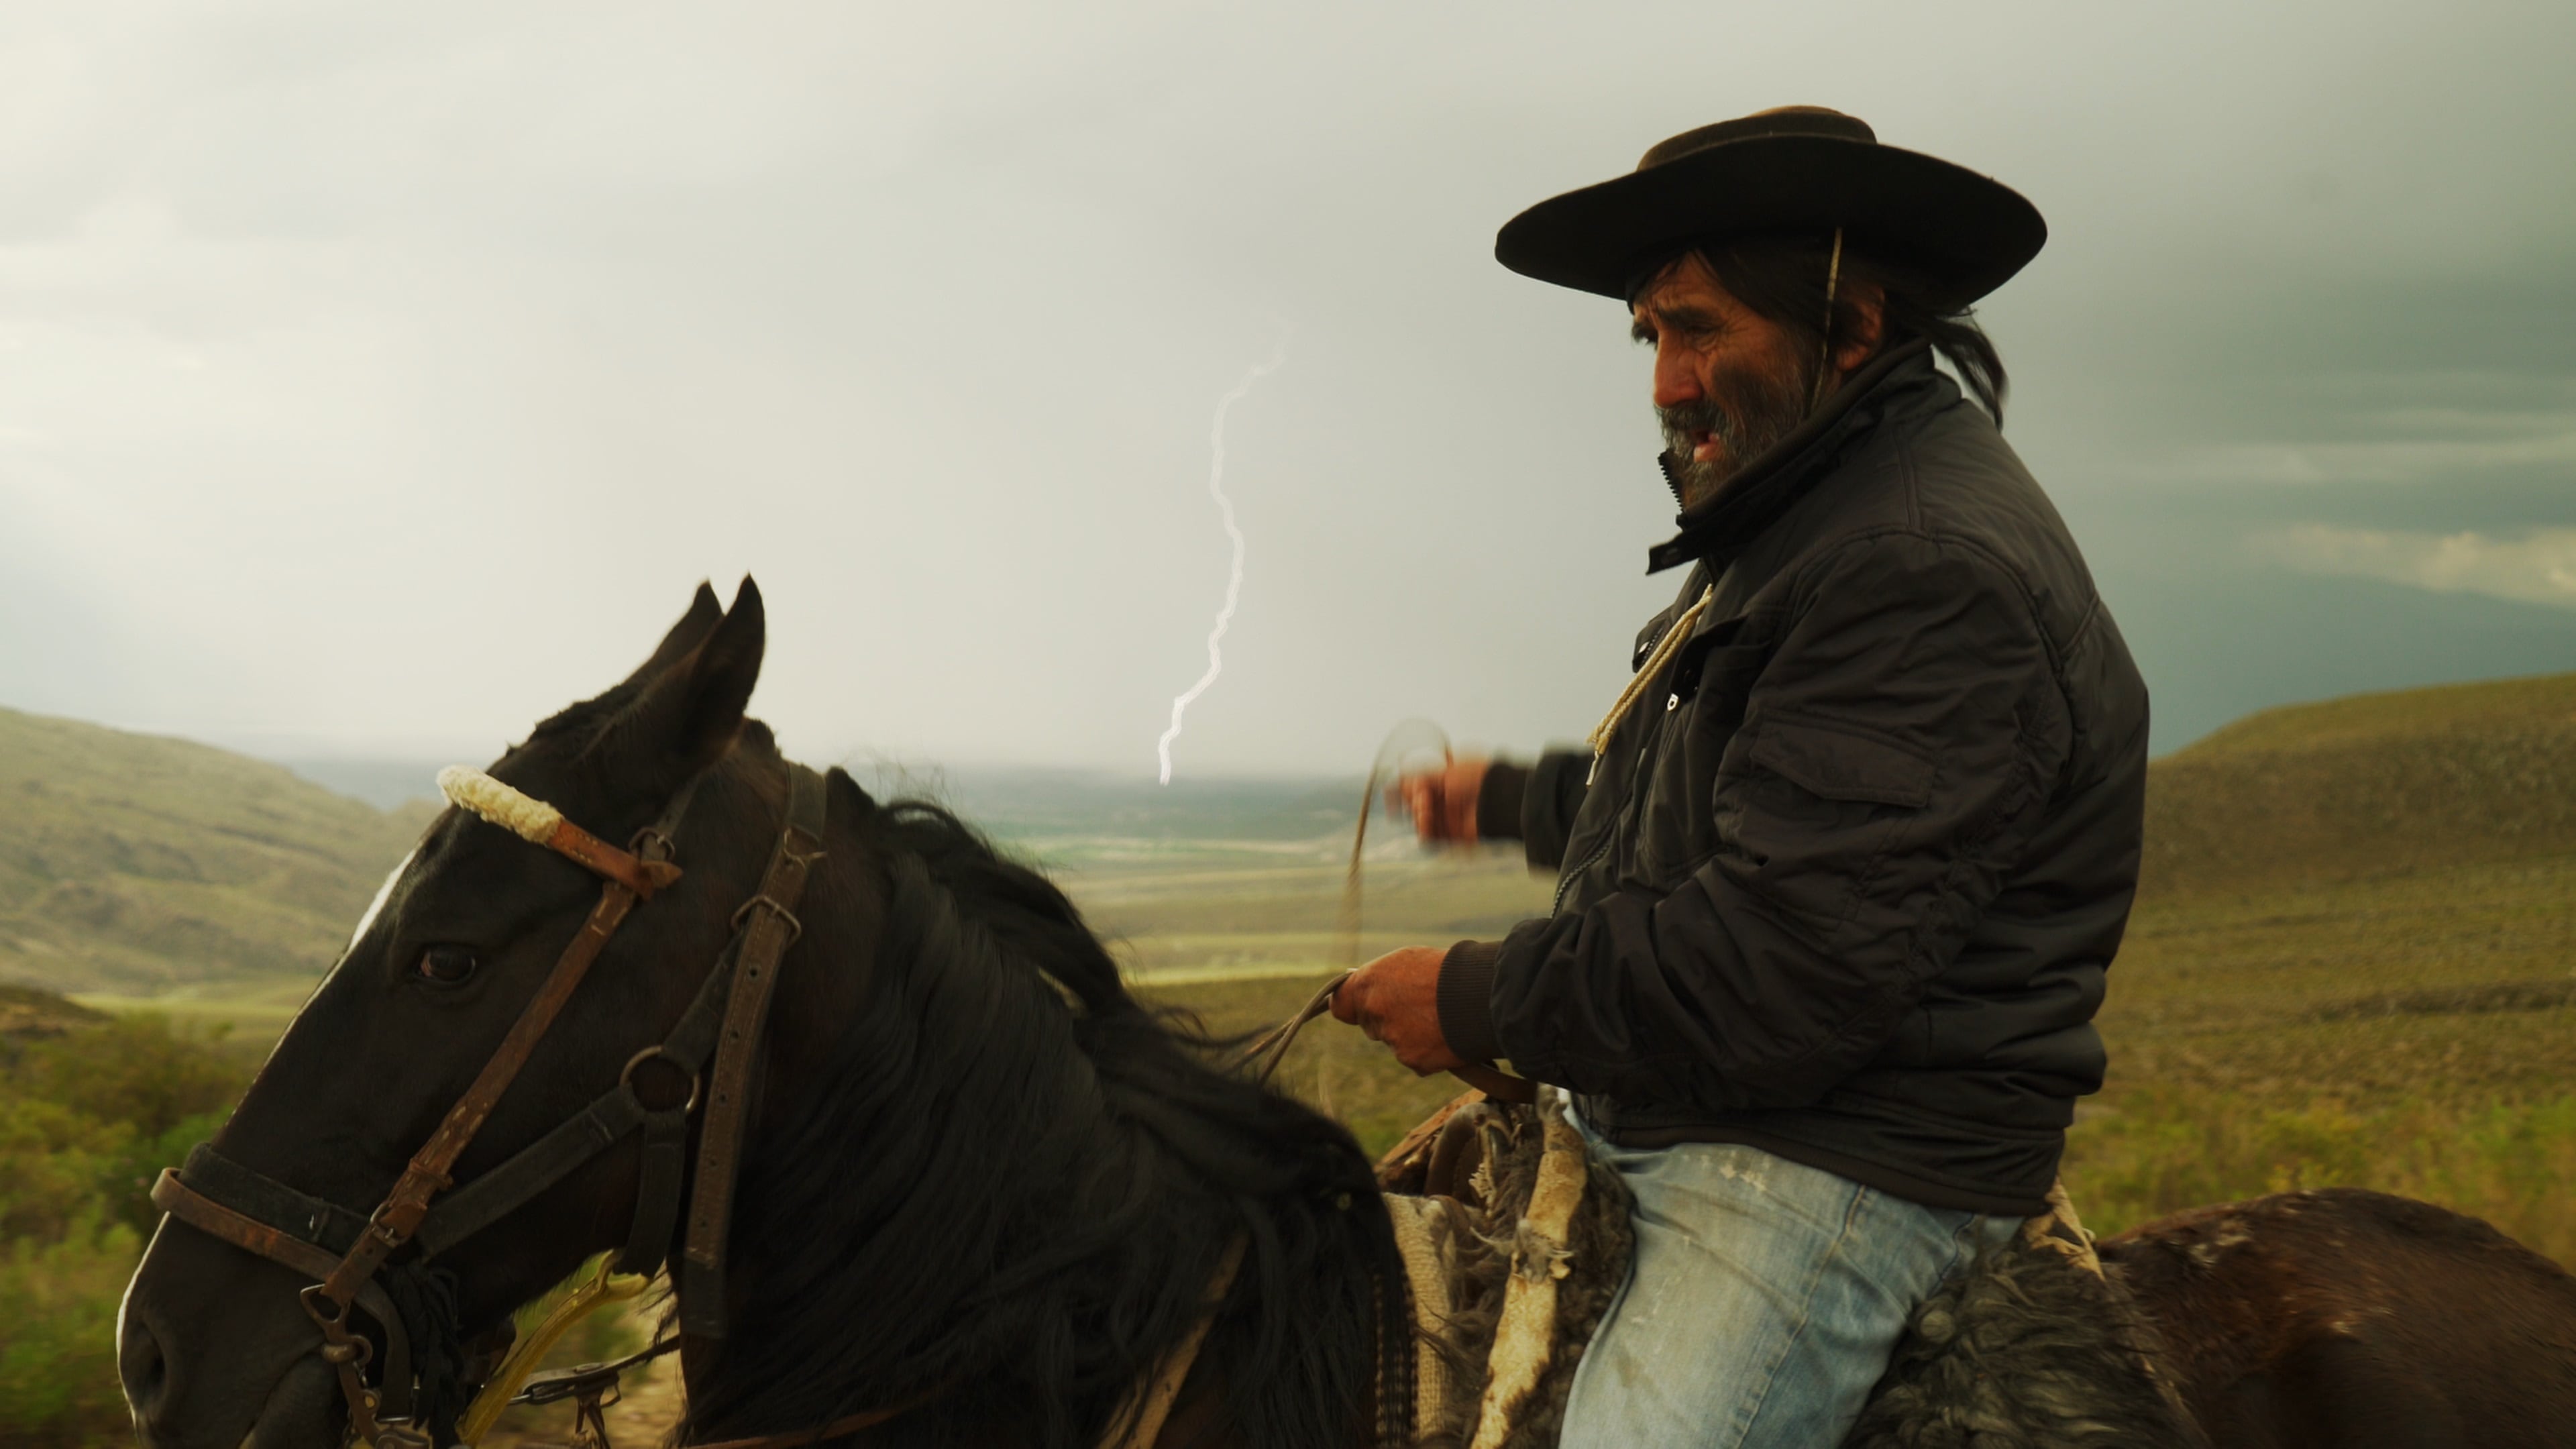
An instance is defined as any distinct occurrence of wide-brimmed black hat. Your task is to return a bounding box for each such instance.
[1495,107,2045,306]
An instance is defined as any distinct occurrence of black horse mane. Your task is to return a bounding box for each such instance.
[682,786,1413,1448]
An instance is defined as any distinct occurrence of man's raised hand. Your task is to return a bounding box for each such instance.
[1389,757,1489,847]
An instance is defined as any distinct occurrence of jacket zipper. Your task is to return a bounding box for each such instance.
[1550,694,1674,917]
[1555,570,1717,917]
[1551,828,1613,917]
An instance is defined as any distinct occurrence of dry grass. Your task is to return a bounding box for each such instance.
[1135,842,2576,1256]
[1138,912,2576,1279]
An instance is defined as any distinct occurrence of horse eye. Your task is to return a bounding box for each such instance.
[415,945,480,986]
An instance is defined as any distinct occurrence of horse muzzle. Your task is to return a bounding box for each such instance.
[121,1220,355,1449]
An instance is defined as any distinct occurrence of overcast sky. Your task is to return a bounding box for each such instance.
[1,1,2569,780]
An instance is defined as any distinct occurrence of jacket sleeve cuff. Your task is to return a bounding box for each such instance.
[1436,939,1507,1065]
[1475,761,1528,843]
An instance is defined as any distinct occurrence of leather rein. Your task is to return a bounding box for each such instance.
[1242,730,1538,1106]
[150,753,830,1448]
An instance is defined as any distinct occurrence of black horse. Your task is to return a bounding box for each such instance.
[121,580,1409,1449]
[118,581,2576,1449]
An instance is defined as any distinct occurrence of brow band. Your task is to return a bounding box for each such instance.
[438,766,681,900]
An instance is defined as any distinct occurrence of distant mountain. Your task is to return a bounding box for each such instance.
[268,756,449,811]
[0,707,429,994]
[2141,671,2576,901]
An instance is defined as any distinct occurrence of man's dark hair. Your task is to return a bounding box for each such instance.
[1695,234,2010,425]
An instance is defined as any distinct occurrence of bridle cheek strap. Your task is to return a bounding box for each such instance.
[679,763,827,1338]
[289,770,703,1448]
[300,869,650,1447]
[146,865,653,1449]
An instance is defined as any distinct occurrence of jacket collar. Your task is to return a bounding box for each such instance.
[1645,337,1938,576]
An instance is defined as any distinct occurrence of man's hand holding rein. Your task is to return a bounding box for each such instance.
[1330,946,1466,1075]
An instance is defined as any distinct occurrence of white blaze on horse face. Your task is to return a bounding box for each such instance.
[1157,340,1289,786]
[302,845,419,1009]
[345,846,417,957]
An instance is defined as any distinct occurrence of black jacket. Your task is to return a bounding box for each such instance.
[1438,341,2149,1216]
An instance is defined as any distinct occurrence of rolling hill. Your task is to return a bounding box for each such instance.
[2140,671,2576,900]
[0,707,430,994]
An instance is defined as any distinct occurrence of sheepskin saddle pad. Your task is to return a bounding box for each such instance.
[1376,1091,1633,1449]
[1375,1093,2180,1449]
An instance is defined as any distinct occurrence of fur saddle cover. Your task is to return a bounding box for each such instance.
[1376,1091,2204,1449]
[1377,1090,1631,1448]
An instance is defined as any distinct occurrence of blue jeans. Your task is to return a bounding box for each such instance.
[1559,1116,2018,1448]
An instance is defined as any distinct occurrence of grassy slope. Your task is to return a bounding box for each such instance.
[0,707,429,994]
[2140,671,2576,898]
[2116,672,2576,1108]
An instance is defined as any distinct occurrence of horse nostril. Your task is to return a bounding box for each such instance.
[119,1303,170,1417]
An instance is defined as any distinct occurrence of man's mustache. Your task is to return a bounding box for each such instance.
[1658,398,1741,456]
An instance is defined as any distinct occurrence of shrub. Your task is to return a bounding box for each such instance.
[13,1016,246,1140]
[0,1097,129,1244]
[0,1015,248,1242]
[0,1013,250,1446]
[0,1218,142,1448]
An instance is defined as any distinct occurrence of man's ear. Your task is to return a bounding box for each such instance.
[1833,280,1888,374]
[613,577,767,786]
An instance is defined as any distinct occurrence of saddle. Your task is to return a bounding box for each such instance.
[1375,1091,1633,1449]
[1372,1091,2134,1449]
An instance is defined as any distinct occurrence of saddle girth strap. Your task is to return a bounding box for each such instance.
[680,763,828,1338]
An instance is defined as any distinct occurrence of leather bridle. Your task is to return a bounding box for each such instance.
[149,753,829,1448]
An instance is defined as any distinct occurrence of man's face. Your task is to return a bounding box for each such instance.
[1630,253,1815,510]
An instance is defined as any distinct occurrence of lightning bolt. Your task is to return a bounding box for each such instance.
[1157,342,1288,785]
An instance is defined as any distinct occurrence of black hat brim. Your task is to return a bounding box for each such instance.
[1495,135,2045,307]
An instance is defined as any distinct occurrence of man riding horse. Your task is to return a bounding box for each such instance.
[1333,106,2150,1447]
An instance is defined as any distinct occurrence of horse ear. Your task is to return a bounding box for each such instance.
[623,582,727,687]
[614,577,766,784]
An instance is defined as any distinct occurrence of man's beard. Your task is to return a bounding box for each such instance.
[1658,351,1817,511]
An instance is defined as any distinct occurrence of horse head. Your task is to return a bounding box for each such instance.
[117,579,884,1448]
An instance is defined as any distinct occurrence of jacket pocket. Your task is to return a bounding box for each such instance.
[1744,712,1937,808]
